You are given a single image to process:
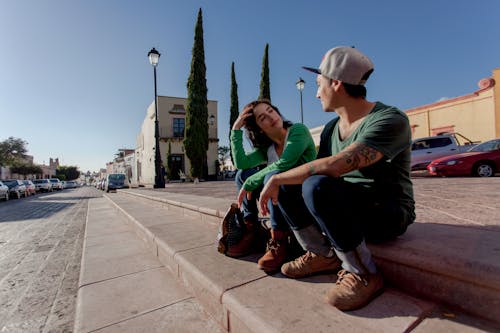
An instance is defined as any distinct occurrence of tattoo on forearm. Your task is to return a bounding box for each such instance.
[340,143,378,170]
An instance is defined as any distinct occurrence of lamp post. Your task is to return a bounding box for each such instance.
[296,77,305,124]
[148,47,165,188]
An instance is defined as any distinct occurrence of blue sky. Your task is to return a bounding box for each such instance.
[1,0,499,173]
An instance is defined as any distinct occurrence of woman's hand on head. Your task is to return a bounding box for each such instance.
[232,104,254,130]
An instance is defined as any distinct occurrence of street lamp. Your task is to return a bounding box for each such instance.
[148,47,165,188]
[296,77,305,124]
[208,114,215,126]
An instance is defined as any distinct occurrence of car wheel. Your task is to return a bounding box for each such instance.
[475,163,494,177]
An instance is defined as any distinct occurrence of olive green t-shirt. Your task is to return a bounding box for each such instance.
[329,102,415,216]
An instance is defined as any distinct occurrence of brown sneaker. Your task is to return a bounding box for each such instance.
[281,251,341,278]
[326,270,384,311]
[226,220,257,258]
[257,230,288,273]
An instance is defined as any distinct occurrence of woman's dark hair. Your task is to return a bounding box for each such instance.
[244,99,293,148]
[342,82,367,98]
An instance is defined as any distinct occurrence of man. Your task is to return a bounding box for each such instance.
[259,46,415,311]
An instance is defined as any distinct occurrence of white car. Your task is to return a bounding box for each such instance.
[33,179,53,192]
[0,181,9,201]
[49,178,64,190]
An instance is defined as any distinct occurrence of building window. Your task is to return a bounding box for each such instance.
[173,118,185,138]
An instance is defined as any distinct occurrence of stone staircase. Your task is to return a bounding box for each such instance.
[78,179,500,332]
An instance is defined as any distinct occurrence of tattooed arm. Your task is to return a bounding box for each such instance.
[259,142,383,214]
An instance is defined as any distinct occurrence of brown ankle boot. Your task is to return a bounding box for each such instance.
[257,229,288,273]
[226,220,257,258]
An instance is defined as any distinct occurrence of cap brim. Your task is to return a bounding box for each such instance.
[302,66,321,74]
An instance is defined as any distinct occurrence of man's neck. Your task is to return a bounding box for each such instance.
[336,99,375,125]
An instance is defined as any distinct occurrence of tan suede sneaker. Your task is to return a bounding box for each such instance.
[281,251,341,278]
[326,269,384,311]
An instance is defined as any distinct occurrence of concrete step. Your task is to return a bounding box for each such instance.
[104,190,499,332]
[74,196,225,333]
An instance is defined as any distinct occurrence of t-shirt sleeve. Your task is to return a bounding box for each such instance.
[358,109,412,160]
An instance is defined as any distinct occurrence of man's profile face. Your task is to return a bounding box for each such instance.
[316,75,336,112]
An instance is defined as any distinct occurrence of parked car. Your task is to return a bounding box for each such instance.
[2,179,27,199]
[104,173,129,192]
[411,133,478,171]
[0,181,9,201]
[427,138,500,177]
[32,179,53,192]
[23,180,36,196]
[49,178,64,190]
[64,180,78,189]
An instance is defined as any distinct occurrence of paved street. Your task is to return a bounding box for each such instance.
[0,187,101,333]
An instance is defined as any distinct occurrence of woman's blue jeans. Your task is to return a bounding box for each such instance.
[278,175,412,251]
[235,168,288,231]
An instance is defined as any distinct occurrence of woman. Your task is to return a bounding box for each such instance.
[228,99,317,273]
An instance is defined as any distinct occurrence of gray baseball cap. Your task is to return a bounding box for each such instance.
[303,46,374,85]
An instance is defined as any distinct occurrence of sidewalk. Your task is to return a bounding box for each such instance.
[75,177,500,332]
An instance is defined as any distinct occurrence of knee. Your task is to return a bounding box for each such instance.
[302,175,327,198]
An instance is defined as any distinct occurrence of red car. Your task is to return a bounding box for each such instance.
[427,138,500,177]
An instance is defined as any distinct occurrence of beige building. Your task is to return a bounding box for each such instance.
[135,96,218,186]
[310,68,500,145]
[406,68,500,142]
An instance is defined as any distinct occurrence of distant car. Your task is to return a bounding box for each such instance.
[0,181,9,201]
[64,180,78,189]
[23,180,36,196]
[2,179,27,199]
[104,173,129,192]
[427,138,500,177]
[33,179,53,192]
[49,178,64,190]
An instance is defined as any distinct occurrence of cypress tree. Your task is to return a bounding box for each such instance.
[259,43,271,101]
[184,8,209,179]
[229,62,239,165]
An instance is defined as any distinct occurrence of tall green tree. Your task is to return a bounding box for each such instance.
[184,8,209,179]
[0,137,28,166]
[259,43,271,101]
[229,62,239,165]
[56,166,80,180]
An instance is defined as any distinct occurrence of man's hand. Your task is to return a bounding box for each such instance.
[237,188,251,208]
[259,175,279,216]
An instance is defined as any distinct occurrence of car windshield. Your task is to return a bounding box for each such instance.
[50,179,59,183]
[3,180,16,186]
[468,140,500,153]
[108,174,125,181]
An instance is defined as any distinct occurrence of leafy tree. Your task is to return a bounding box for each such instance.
[10,162,42,177]
[184,8,209,179]
[56,166,80,181]
[0,137,28,167]
[229,62,239,165]
[259,43,271,101]
[218,145,230,170]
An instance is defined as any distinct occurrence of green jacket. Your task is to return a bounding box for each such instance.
[231,123,317,191]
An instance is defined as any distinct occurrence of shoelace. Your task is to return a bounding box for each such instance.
[297,251,314,265]
[336,270,368,287]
